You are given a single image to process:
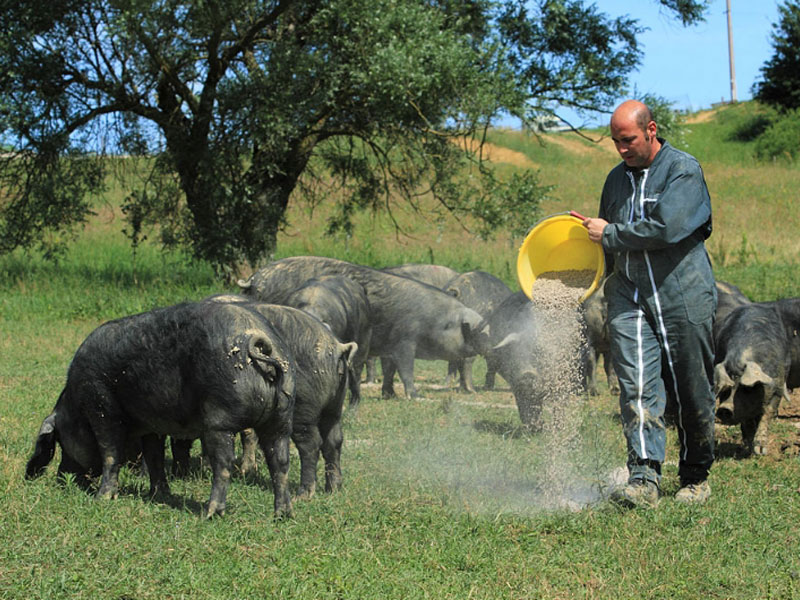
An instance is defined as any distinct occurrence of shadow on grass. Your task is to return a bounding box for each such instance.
[715,441,751,460]
[472,419,534,439]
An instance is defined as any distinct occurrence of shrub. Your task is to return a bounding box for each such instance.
[753,108,800,161]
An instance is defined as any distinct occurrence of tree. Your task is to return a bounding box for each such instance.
[753,0,800,111]
[0,0,708,276]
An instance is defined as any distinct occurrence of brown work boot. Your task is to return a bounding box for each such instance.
[610,479,660,508]
[675,479,711,504]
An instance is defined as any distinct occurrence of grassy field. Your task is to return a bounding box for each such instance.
[2,104,799,599]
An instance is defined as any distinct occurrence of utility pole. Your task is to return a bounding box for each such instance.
[726,0,738,102]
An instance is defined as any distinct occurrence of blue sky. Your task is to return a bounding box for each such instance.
[512,0,784,128]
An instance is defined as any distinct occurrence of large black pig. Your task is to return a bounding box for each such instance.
[443,270,513,392]
[25,302,296,519]
[207,296,357,497]
[714,298,800,455]
[470,292,587,429]
[283,275,371,409]
[364,263,461,384]
[238,256,486,398]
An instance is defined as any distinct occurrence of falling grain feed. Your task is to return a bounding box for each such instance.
[527,269,594,509]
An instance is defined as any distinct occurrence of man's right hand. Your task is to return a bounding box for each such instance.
[581,217,608,244]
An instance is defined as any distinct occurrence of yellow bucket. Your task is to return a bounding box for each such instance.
[516,212,605,303]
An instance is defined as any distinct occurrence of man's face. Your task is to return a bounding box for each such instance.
[610,118,657,169]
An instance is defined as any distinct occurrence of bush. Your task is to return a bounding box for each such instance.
[753,109,800,161]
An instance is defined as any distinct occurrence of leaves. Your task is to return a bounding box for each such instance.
[754,1,800,111]
[0,0,710,275]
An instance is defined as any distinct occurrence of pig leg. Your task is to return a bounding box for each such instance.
[747,393,780,456]
[381,357,398,398]
[446,360,459,388]
[604,353,620,394]
[484,364,497,390]
[583,347,599,396]
[256,427,293,519]
[393,346,418,398]
[740,417,759,456]
[460,357,476,393]
[365,358,377,384]
[201,430,236,518]
[319,415,344,493]
[347,363,363,409]
[170,437,194,477]
[91,418,127,500]
[239,428,259,476]
[141,433,170,497]
[292,426,322,499]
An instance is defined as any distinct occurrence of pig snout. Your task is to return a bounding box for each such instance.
[716,395,737,424]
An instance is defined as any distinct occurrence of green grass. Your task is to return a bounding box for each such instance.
[2,104,800,599]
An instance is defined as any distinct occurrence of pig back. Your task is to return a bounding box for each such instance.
[444,270,513,318]
[382,263,460,288]
[284,274,371,348]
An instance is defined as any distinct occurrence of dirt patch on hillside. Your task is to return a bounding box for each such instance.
[686,110,715,124]
[546,134,618,157]
[457,138,537,169]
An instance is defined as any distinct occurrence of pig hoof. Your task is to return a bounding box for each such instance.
[274,508,293,521]
[753,444,768,456]
[147,483,171,499]
[202,501,225,519]
[96,486,119,500]
[294,486,315,500]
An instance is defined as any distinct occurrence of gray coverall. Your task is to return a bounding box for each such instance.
[598,138,717,486]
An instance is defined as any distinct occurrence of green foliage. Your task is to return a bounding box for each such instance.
[686,101,800,163]
[0,0,712,277]
[640,92,688,149]
[753,108,800,161]
[753,0,800,111]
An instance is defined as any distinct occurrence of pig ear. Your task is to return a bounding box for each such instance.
[447,287,460,298]
[740,361,774,388]
[492,332,521,351]
[462,320,490,353]
[714,363,734,394]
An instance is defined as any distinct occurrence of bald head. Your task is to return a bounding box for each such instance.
[611,100,654,133]
[610,100,661,169]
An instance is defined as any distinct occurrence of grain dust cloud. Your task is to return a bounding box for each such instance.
[367,269,625,517]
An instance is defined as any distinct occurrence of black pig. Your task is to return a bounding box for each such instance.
[714,298,800,455]
[25,302,296,519]
[284,275,371,409]
[580,279,619,396]
[443,270,513,392]
[208,296,358,497]
[470,292,586,429]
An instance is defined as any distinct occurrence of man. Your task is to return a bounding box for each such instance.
[582,99,716,507]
